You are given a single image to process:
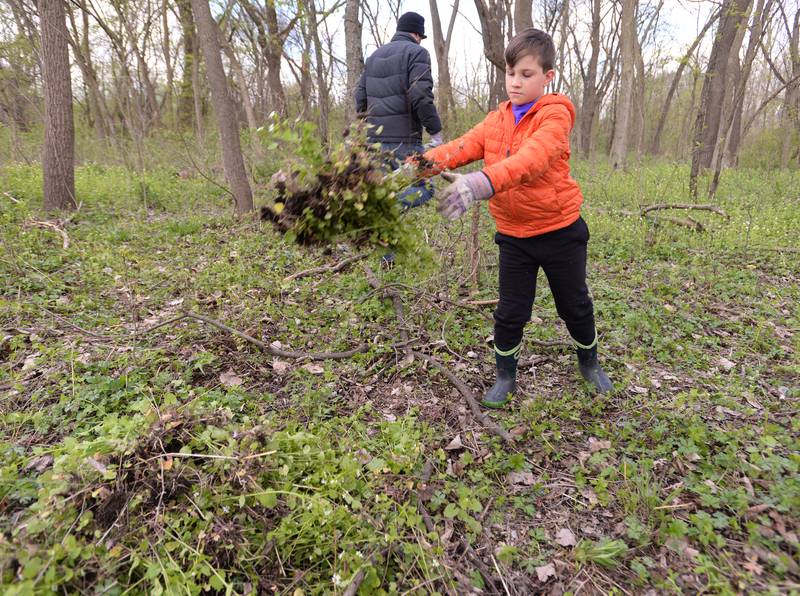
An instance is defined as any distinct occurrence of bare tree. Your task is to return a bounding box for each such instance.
[781,4,799,167]
[650,8,720,154]
[689,0,752,199]
[573,0,601,156]
[428,0,459,128]
[39,0,76,211]
[609,0,636,169]
[344,0,363,123]
[190,0,253,214]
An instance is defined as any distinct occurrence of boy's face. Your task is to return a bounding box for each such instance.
[505,54,555,105]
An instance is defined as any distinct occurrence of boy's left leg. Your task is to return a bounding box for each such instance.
[540,218,613,393]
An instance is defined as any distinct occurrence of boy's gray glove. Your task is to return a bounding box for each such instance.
[437,171,494,220]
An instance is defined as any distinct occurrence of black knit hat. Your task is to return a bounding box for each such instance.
[397,12,426,39]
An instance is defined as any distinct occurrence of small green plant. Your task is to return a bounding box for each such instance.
[573,538,629,569]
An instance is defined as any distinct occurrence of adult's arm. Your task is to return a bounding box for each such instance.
[407,47,442,135]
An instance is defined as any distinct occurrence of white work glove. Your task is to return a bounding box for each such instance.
[425,131,444,149]
[437,171,494,220]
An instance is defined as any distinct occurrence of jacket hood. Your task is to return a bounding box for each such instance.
[500,93,576,127]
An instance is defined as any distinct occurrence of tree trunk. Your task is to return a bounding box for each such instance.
[429,0,459,129]
[303,0,329,143]
[724,0,771,166]
[514,0,533,32]
[190,0,253,214]
[578,0,601,157]
[39,0,76,211]
[781,9,800,168]
[650,9,719,154]
[220,35,258,130]
[689,0,752,199]
[610,0,636,169]
[475,0,508,105]
[162,0,175,120]
[709,0,771,196]
[344,0,364,124]
[264,0,288,116]
[176,0,197,129]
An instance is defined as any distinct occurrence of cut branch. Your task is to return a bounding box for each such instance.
[25,220,70,249]
[364,264,513,444]
[284,253,366,282]
[640,203,729,218]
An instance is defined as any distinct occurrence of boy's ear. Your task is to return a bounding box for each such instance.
[544,69,556,86]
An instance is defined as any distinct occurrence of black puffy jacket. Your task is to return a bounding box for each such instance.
[355,32,442,144]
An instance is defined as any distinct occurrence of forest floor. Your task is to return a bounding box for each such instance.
[1,161,798,595]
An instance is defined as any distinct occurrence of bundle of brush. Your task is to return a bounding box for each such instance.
[259,119,432,248]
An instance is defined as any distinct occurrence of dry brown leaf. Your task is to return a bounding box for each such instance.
[535,562,556,582]
[718,357,735,371]
[555,528,576,547]
[302,363,325,375]
[444,435,463,451]
[588,437,611,452]
[220,370,243,387]
[507,471,536,486]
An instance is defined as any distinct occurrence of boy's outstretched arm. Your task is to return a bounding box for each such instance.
[482,105,572,193]
[419,119,488,175]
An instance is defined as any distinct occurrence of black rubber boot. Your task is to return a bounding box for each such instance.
[481,347,519,409]
[577,345,614,394]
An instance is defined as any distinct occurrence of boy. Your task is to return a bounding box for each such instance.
[421,28,613,408]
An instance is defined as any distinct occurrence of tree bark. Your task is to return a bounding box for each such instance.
[344,0,364,124]
[190,0,253,214]
[176,0,197,129]
[689,0,752,199]
[429,0,459,129]
[610,0,636,169]
[650,9,719,154]
[577,0,601,157]
[781,8,800,167]
[39,0,76,211]
[514,0,533,32]
[303,0,329,143]
[474,0,508,105]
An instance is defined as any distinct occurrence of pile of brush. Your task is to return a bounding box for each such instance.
[260,127,433,248]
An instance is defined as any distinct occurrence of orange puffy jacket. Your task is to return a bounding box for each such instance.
[424,93,583,238]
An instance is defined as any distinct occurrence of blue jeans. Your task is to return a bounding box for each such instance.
[380,142,434,209]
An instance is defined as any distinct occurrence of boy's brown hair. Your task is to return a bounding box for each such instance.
[504,28,555,71]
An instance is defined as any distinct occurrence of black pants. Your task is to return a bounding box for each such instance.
[493,217,596,352]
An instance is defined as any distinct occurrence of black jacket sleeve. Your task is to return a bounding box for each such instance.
[407,47,442,135]
[354,69,367,117]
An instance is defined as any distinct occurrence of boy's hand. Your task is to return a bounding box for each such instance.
[437,171,494,220]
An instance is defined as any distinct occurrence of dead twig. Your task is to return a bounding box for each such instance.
[179,311,369,360]
[25,220,70,249]
[645,213,704,232]
[363,264,513,443]
[411,350,513,443]
[640,203,729,218]
[284,253,366,282]
[343,546,392,596]
[2,191,20,204]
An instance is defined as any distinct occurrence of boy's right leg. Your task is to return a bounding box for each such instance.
[483,234,539,408]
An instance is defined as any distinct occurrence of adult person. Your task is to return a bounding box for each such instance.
[355,11,443,216]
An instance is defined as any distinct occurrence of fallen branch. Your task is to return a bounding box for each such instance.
[465,298,498,306]
[640,203,728,218]
[284,253,366,282]
[645,213,704,232]
[411,351,513,443]
[25,220,70,249]
[171,311,370,360]
[343,546,392,596]
[364,264,512,443]
[2,191,20,204]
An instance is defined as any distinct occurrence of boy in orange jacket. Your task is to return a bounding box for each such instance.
[422,28,613,407]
